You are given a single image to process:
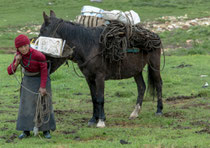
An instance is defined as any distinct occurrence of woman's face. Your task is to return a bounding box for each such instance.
[18,44,30,55]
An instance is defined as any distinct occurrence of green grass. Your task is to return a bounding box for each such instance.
[0,54,210,147]
[1,0,210,27]
[160,25,210,56]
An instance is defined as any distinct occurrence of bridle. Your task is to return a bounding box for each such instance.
[50,19,64,38]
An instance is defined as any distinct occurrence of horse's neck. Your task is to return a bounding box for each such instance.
[58,23,99,65]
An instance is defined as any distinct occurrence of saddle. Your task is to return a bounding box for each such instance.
[75,15,105,27]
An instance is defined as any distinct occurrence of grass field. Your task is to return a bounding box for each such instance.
[0,54,210,148]
[0,0,210,147]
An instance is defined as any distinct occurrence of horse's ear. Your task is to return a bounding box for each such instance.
[50,10,56,18]
[43,11,50,24]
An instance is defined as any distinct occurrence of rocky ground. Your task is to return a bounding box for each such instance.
[15,15,210,35]
[143,14,210,33]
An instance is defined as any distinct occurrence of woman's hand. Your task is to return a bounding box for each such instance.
[39,87,47,96]
[14,54,22,67]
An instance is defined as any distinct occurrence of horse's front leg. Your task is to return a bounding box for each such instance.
[129,72,146,119]
[86,78,99,126]
[95,73,106,128]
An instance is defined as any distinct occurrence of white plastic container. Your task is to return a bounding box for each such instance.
[31,36,65,57]
[81,5,104,18]
[103,10,140,25]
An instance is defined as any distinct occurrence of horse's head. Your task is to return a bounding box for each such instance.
[39,10,75,59]
[39,10,62,38]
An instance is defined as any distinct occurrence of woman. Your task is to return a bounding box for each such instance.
[7,34,56,139]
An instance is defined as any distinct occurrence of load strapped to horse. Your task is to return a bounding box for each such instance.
[99,21,162,63]
[33,6,162,72]
[75,5,162,63]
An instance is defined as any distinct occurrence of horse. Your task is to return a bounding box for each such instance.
[39,10,163,128]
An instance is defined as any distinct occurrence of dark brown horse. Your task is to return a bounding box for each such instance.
[39,10,163,128]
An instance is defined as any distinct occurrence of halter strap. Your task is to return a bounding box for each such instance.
[51,19,64,37]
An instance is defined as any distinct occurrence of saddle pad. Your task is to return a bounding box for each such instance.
[75,15,105,27]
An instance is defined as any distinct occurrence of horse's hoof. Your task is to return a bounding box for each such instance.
[88,117,97,126]
[88,121,96,126]
[129,110,139,119]
[129,104,140,119]
[156,112,163,116]
[129,114,138,120]
[96,119,106,128]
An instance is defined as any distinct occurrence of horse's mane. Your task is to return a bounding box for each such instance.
[54,17,104,49]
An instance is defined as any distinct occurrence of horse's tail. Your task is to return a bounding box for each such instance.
[147,65,156,99]
[147,46,163,100]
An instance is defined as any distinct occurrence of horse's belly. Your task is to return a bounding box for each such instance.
[105,54,147,80]
[106,71,139,80]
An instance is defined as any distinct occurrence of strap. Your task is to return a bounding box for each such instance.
[22,68,40,77]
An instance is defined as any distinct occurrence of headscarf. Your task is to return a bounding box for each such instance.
[15,34,30,49]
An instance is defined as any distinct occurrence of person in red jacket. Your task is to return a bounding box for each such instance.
[7,34,56,139]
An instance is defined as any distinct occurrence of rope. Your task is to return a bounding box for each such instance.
[99,21,130,63]
[11,63,39,95]
[21,52,32,68]
[147,45,166,72]
[99,21,165,71]
[33,92,51,128]
[78,51,103,68]
[130,24,162,51]
[51,19,64,37]
[71,61,84,78]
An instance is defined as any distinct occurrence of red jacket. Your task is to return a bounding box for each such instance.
[7,48,48,88]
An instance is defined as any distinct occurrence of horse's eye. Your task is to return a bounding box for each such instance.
[43,27,48,31]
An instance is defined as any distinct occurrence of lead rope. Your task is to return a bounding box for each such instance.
[33,92,51,136]
[147,44,166,72]
[71,61,84,78]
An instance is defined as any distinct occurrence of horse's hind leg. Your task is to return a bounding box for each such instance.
[129,72,146,119]
[155,75,163,115]
[148,50,163,115]
[150,68,163,115]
